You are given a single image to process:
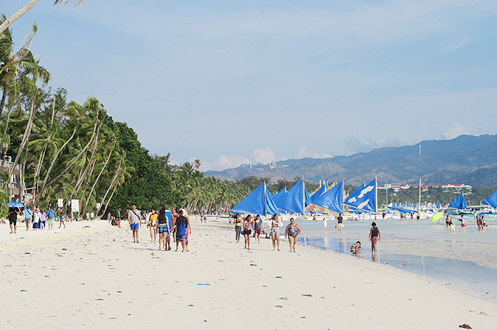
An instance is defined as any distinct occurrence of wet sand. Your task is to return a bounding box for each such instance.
[0,217,496,329]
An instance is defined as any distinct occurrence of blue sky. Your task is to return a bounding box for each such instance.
[3,0,497,170]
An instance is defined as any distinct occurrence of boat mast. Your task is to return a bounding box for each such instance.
[418,178,421,213]
[263,181,267,216]
[302,176,305,215]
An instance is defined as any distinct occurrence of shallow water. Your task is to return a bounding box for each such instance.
[296,218,497,297]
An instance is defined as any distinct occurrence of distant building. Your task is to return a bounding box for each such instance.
[379,183,472,193]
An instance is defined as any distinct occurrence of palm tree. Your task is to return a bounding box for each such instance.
[0,1,86,36]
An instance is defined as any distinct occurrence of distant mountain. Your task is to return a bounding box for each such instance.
[204,134,497,187]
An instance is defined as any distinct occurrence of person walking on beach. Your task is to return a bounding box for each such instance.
[449,216,455,232]
[243,215,253,250]
[40,209,47,229]
[181,209,192,251]
[445,215,450,231]
[24,206,33,231]
[46,206,56,230]
[336,214,344,233]
[171,208,179,242]
[285,218,301,253]
[33,208,41,230]
[270,214,282,251]
[459,215,466,233]
[174,209,190,252]
[7,207,19,234]
[128,204,142,243]
[157,207,170,250]
[368,222,381,254]
[234,214,242,243]
[149,209,158,244]
[59,212,66,229]
[253,215,264,244]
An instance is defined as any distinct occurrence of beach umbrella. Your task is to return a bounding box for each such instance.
[431,211,443,222]
[7,201,24,207]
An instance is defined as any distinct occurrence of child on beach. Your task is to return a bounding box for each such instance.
[59,213,66,229]
[368,222,380,253]
[350,241,362,255]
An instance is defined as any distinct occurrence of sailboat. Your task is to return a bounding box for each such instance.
[231,182,281,216]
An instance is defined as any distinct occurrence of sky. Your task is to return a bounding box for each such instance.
[3,0,497,171]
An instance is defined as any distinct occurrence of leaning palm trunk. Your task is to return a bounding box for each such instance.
[0,0,40,35]
[68,124,100,205]
[96,159,122,216]
[9,102,35,198]
[101,179,119,218]
[84,147,112,212]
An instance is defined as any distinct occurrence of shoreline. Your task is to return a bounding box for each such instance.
[1,216,496,329]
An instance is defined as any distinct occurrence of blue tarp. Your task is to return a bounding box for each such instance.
[275,179,308,214]
[311,181,343,214]
[448,193,467,210]
[344,179,377,213]
[483,190,497,207]
[231,183,281,216]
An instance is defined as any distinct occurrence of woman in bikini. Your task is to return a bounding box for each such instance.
[285,218,301,253]
[243,215,253,250]
[270,214,281,251]
[234,214,242,243]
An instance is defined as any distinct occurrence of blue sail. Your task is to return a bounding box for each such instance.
[275,179,308,214]
[343,179,377,213]
[311,181,343,214]
[482,190,497,207]
[448,193,467,209]
[231,183,281,216]
[311,184,327,202]
[272,188,287,202]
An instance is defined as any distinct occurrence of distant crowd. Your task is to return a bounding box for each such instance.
[5,205,70,234]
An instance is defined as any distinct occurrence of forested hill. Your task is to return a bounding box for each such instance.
[205,134,497,187]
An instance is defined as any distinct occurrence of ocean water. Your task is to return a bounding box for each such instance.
[295,217,497,297]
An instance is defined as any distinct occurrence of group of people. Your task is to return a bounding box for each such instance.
[6,205,67,234]
[124,205,192,252]
[444,213,487,233]
[232,213,301,252]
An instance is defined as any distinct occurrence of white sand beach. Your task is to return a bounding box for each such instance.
[0,217,496,330]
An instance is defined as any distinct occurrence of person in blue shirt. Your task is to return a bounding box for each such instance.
[46,206,57,230]
[24,206,33,231]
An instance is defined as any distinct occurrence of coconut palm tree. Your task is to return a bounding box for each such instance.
[0,1,86,36]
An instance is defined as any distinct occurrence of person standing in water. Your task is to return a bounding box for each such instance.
[270,214,282,251]
[243,215,253,250]
[336,214,344,233]
[368,222,381,254]
[459,214,466,233]
[253,215,264,244]
[285,218,301,253]
[323,217,327,231]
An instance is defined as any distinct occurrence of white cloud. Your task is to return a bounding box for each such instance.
[297,147,332,159]
[442,123,469,140]
[198,148,275,171]
[253,147,275,164]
